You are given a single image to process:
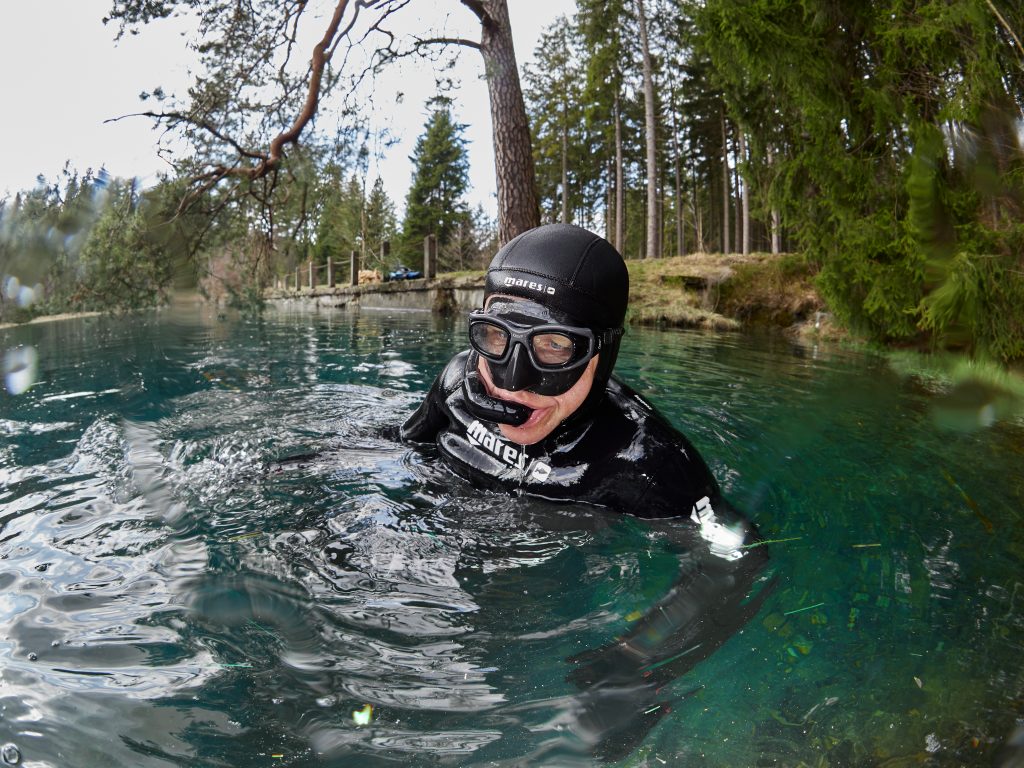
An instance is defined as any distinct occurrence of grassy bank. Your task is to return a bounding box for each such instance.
[439,251,829,336]
[624,251,825,334]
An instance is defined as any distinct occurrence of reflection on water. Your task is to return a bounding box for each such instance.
[0,306,1022,767]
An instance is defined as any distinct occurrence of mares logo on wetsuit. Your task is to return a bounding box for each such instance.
[466,420,552,482]
[504,276,556,295]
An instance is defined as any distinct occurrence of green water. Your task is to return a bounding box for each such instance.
[1,305,1021,767]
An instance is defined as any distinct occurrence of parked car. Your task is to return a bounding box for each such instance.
[386,265,423,281]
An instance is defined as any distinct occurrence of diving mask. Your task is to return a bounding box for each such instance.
[468,299,621,396]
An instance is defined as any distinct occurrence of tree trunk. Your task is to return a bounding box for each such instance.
[691,162,703,251]
[606,155,614,243]
[614,94,625,254]
[721,108,730,254]
[475,0,540,244]
[768,145,781,254]
[739,130,750,256]
[659,162,667,259]
[671,92,684,256]
[561,93,569,224]
[733,153,741,254]
[636,0,658,259]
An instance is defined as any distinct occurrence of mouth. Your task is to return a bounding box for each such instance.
[488,389,549,428]
[501,400,548,429]
[477,359,551,425]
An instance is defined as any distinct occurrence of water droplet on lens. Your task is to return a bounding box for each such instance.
[15,285,36,308]
[2,276,20,301]
[1,743,21,765]
[3,347,38,396]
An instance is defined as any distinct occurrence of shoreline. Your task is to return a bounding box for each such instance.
[0,311,103,332]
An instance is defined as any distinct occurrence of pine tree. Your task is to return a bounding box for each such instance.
[400,102,471,263]
[364,177,398,271]
[314,172,364,269]
[695,0,1024,358]
[577,0,634,251]
[523,17,589,226]
[75,180,172,311]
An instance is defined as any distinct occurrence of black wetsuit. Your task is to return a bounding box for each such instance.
[402,348,769,760]
[402,350,724,521]
[400,224,768,760]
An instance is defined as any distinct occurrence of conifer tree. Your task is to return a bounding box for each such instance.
[696,0,1024,357]
[314,173,364,269]
[364,177,398,271]
[523,17,589,226]
[400,102,471,263]
[577,0,634,252]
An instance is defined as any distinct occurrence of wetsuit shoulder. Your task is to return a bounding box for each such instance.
[402,359,723,520]
[601,378,721,519]
[400,351,468,443]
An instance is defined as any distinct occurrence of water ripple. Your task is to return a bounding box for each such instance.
[0,309,1021,767]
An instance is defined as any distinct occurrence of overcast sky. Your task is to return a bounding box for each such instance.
[0,0,576,217]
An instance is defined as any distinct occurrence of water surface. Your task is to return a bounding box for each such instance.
[1,305,1021,767]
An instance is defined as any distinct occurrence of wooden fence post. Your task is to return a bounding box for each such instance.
[350,250,359,287]
[326,257,335,288]
[307,259,315,289]
[295,266,301,292]
[423,234,437,279]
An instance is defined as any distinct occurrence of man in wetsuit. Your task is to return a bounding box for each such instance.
[402,223,769,758]
[404,222,739,525]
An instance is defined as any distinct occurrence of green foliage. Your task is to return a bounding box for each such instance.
[199,234,273,314]
[694,0,1024,360]
[400,102,471,264]
[314,173,364,268]
[523,16,591,226]
[364,177,398,269]
[74,181,172,311]
[313,172,398,275]
[439,204,499,272]
[0,168,177,321]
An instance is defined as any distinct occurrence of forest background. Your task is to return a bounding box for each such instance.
[1,0,1023,364]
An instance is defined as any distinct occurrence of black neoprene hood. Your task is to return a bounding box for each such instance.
[484,223,629,330]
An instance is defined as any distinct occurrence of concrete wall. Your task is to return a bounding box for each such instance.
[265,279,485,314]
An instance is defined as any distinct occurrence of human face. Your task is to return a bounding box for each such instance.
[477,351,598,445]
[470,298,599,396]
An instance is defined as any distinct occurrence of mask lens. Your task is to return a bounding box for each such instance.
[531,332,576,366]
[470,321,510,359]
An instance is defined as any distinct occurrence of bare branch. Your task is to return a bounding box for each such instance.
[986,0,1024,58]
[349,0,412,55]
[176,167,232,217]
[263,0,352,175]
[105,110,268,163]
[279,0,308,84]
[413,35,482,51]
